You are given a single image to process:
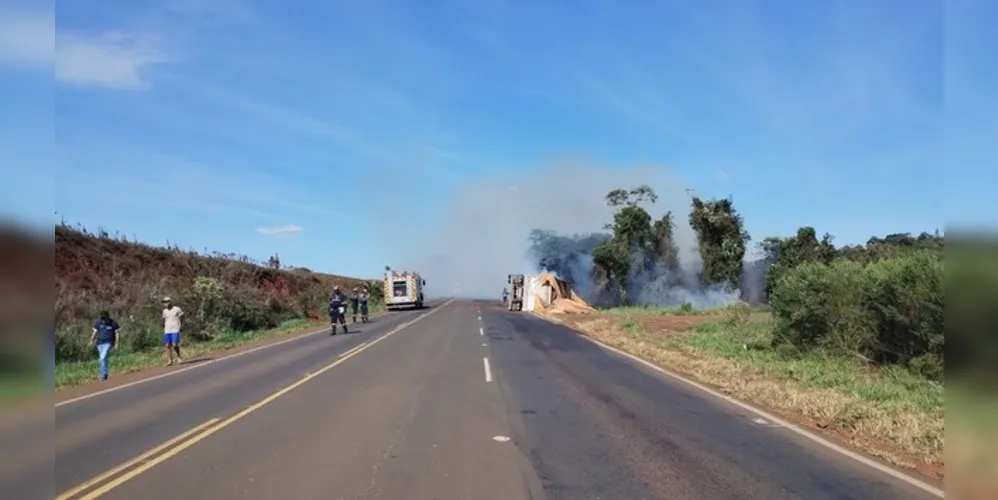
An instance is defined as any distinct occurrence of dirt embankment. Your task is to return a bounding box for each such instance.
[55,225,374,359]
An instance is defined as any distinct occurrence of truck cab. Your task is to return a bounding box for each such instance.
[506,274,524,311]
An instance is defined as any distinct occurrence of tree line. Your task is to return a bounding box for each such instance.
[529,185,944,380]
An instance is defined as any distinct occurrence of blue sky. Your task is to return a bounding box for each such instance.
[0,0,991,279]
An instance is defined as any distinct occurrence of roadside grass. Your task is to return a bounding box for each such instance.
[605,303,708,316]
[56,302,388,390]
[55,318,320,389]
[604,302,770,317]
[565,311,944,472]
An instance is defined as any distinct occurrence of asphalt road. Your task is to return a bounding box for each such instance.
[13,299,943,499]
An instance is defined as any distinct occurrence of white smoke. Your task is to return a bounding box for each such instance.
[395,160,741,308]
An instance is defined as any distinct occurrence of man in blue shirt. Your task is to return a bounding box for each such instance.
[90,311,120,381]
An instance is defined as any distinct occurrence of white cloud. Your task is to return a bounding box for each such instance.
[0,7,54,66]
[0,7,167,89]
[56,32,167,89]
[257,224,305,238]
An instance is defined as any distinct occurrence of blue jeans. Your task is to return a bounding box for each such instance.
[96,342,112,379]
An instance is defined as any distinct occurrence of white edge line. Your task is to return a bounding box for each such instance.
[528,312,944,498]
[56,300,454,407]
[483,357,493,382]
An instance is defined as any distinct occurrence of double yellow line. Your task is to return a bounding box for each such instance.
[58,299,452,500]
[57,419,222,500]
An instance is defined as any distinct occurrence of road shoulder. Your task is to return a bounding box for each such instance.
[528,310,945,491]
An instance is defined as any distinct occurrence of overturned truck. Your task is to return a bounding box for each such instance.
[505,273,595,314]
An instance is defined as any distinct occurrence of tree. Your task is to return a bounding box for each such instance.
[689,196,750,289]
[605,185,658,208]
[592,184,660,304]
[651,211,680,271]
[763,226,836,300]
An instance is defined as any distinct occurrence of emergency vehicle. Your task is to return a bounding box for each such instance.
[383,268,426,311]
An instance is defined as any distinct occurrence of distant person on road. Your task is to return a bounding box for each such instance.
[90,311,120,381]
[359,289,370,323]
[349,287,360,323]
[328,286,348,335]
[502,287,509,303]
[161,297,184,366]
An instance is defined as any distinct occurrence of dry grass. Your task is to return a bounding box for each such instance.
[55,223,379,364]
[552,308,944,478]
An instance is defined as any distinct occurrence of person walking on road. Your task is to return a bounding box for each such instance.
[359,289,370,323]
[90,311,120,381]
[329,286,348,335]
[349,287,360,323]
[161,297,184,366]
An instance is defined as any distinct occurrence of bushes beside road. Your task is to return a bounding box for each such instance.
[769,252,944,381]
[55,224,383,369]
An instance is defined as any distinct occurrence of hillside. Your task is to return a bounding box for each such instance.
[55,224,379,364]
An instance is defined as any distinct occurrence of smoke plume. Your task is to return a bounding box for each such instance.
[396,161,742,308]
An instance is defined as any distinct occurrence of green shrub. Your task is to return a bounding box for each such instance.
[770,259,873,353]
[769,253,944,380]
[863,253,943,367]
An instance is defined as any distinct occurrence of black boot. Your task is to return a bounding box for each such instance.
[330,324,337,335]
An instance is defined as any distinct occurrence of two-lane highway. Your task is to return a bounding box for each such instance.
[32,299,943,499]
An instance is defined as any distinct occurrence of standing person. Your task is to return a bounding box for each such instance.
[89,311,119,381]
[349,287,360,323]
[161,297,184,366]
[359,289,370,323]
[328,286,349,335]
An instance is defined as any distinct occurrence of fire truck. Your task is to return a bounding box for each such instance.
[383,268,426,311]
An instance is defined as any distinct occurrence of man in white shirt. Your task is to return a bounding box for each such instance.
[162,297,184,366]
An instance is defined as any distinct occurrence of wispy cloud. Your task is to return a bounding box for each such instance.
[56,32,168,89]
[56,147,353,224]
[0,4,169,89]
[257,224,304,238]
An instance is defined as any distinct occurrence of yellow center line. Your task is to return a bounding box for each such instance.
[62,298,454,499]
[338,341,368,358]
[56,418,221,500]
